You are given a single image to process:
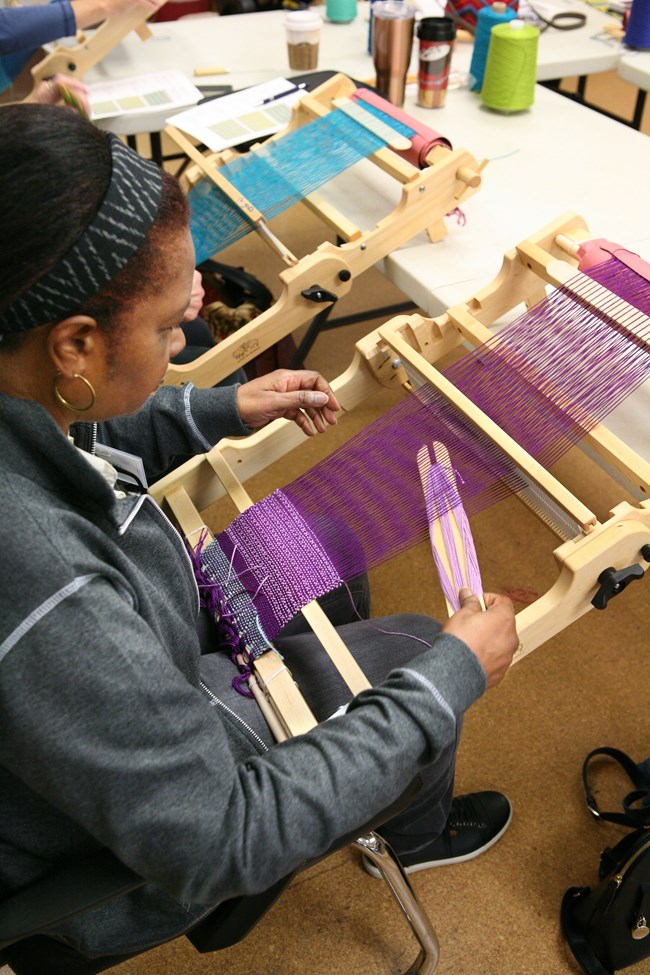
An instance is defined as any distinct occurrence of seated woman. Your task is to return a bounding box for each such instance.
[0,104,518,974]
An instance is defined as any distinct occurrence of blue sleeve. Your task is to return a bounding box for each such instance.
[0,1,76,56]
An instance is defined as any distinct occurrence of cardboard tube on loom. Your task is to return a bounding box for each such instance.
[353,87,452,167]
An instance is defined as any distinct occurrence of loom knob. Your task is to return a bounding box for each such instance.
[591,563,644,610]
[301,285,337,304]
[457,166,481,189]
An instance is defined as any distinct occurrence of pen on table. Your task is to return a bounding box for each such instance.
[260,82,307,105]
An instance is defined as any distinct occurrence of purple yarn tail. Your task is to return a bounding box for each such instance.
[189,530,256,698]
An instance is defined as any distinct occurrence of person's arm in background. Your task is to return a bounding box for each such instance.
[0,3,75,55]
[0,0,160,56]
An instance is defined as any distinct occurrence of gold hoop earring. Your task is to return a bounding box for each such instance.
[53,371,96,413]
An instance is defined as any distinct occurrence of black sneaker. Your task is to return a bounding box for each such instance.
[363,791,512,877]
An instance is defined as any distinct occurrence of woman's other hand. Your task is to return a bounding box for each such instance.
[237,369,341,436]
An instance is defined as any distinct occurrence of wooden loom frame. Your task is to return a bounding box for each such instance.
[30,1,167,90]
[162,72,484,389]
[151,209,650,736]
[149,210,649,971]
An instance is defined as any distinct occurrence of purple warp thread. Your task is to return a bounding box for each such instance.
[585,251,650,317]
[218,387,524,641]
[207,253,648,642]
[445,258,649,471]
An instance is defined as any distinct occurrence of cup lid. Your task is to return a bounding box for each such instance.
[417,16,456,40]
[372,0,416,18]
[285,9,323,27]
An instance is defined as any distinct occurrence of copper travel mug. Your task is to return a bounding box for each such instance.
[372,1,416,107]
[417,17,456,108]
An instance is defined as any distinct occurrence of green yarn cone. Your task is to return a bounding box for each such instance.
[481,20,539,112]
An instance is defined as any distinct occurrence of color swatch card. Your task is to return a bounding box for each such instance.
[166,78,303,152]
[88,71,202,122]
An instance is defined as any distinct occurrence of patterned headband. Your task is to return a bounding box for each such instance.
[0,134,163,335]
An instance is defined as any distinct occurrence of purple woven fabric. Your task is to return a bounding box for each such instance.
[214,387,524,638]
[208,253,649,640]
[218,491,343,642]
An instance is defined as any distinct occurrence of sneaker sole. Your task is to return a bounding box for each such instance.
[362,801,513,878]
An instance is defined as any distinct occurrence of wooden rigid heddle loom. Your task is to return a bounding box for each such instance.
[162,73,484,388]
[151,210,649,722]
[150,212,649,972]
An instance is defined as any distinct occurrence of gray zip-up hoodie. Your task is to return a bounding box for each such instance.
[0,385,486,958]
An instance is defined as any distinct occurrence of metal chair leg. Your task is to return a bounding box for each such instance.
[354,832,440,975]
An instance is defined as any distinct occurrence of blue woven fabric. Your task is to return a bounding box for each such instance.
[189,104,415,264]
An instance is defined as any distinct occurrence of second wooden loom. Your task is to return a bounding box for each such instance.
[162,72,484,388]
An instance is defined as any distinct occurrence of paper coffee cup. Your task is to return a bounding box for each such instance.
[285,10,322,71]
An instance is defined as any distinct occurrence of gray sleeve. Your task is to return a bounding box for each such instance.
[0,576,485,907]
[95,383,250,480]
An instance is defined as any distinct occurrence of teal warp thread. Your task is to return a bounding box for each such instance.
[188,105,416,264]
[468,2,516,91]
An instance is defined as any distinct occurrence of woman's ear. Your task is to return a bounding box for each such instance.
[47,316,101,376]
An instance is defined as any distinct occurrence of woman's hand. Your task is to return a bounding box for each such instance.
[182,270,205,323]
[29,75,91,118]
[237,369,340,437]
[442,588,518,688]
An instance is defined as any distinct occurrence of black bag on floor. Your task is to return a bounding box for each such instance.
[561,747,650,975]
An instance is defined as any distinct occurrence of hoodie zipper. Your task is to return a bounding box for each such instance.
[200,680,269,753]
[151,499,202,616]
[118,494,202,615]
